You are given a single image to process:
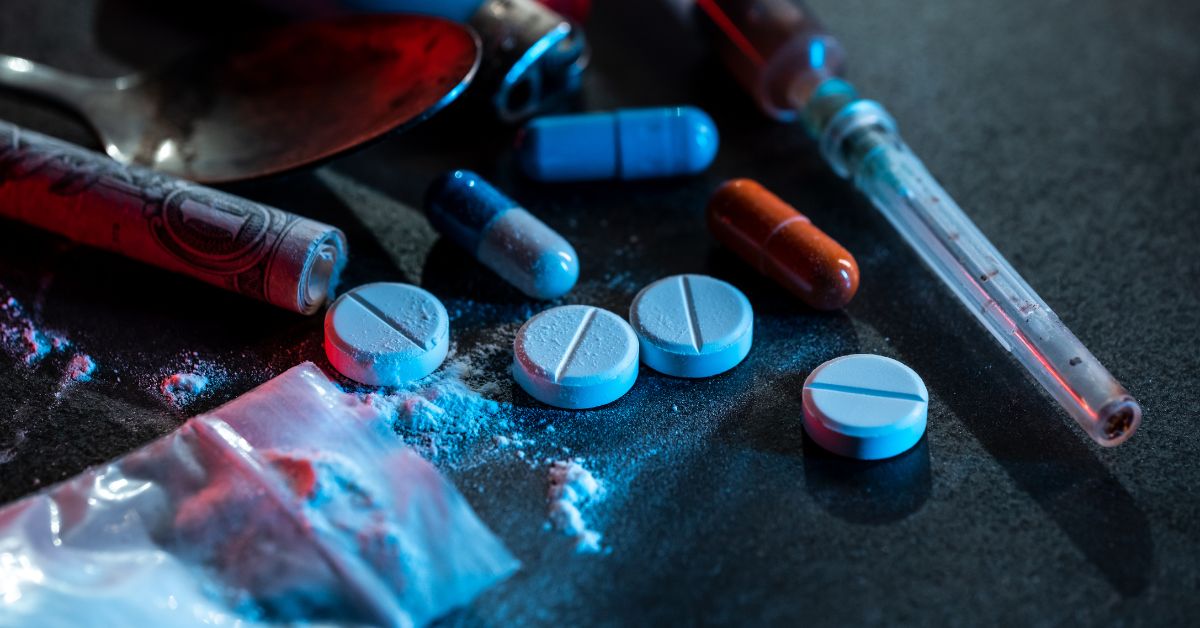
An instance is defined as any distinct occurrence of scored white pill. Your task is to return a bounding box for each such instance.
[513,305,639,409]
[629,274,753,378]
[324,282,450,387]
[802,354,928,460]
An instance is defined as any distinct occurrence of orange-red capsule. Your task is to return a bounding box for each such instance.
[706,179,859,310]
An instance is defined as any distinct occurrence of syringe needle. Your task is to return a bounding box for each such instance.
[820,94,1140,444]
[698,0,1141,445]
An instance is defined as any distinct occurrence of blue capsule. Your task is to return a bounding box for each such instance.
[339,0,481,22]
[425,170,579,300]
[517,106,719,182]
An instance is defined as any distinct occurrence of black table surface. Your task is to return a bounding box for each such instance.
[1,0,1197,625]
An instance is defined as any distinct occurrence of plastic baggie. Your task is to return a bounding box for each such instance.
[0,362,518,627]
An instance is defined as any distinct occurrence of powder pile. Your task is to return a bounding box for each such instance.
[334,325,516,467]
[154,352,231,409]
[64,354,97,382]
[160,372,209,407]
[545,458,605,553]
[364,355,509,465]
[0,292,70,366]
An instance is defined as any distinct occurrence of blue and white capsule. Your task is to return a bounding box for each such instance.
[425,170,579,300]
[517,106,719,182]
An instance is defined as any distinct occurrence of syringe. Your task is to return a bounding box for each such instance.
[696,0,1141,446]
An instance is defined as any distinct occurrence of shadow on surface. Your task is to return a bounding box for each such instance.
[95,0,280,69]
[802,434,932,525]
[710,317,932,527]
[421,238,537,305]
[223,169,407,290]
[852,198,1155,596]
[0,165,410,503]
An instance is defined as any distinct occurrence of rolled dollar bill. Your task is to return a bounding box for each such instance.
[0,120,346,314]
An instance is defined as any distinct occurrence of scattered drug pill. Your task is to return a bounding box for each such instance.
[707,178,859,310]
[324,282,450,386]
[802,354,928,460]
[629,274,753,378]
[425,170,579,300]
[513,305,639,409]
[517,106,719,182]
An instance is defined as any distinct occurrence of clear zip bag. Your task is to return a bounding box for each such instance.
[0,362,517,627]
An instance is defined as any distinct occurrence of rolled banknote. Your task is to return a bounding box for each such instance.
[0,120,346,314]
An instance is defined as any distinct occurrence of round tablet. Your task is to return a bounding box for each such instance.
[629,274,753,378]
[802,354,928,460]
[513,305,639,409]
[324,282,450,387]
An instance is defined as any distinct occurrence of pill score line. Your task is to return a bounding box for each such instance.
[347,292,434,351]
[553,307,599,383]
[804,381,926,403]
[679,275,704,353]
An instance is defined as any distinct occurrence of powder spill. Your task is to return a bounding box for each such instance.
[65,354,96,383]
[161,372,209,407]
[154,352,230,409]
[545,458,605,554]
[19,328,50,365]
[364,356,509,465]
[0,291,70,366]
[333,323,526,469]
[0,430,26,465]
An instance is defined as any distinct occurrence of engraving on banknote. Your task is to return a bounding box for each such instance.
[0,122,133,193]
[153,187,277,273]
[0,121,340,312]
[0,121,290,301]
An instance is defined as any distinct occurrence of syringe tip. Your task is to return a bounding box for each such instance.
[1097,398,1142,446]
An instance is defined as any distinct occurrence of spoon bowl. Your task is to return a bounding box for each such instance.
[0,15,481,183]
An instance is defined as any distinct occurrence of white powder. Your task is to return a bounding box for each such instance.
[345,326,529,468]
[364,356,509,464]
[0,430,25,465]
[160,372,210,407]
[19,328,50,365]
[154,353,230,409]
[65,354,96,382]
[52,353,99,401]
[545,458,605,553]
[0,291,70,366]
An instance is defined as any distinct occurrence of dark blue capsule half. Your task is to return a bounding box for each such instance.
[424,170,512,252]
[424,170,579,299]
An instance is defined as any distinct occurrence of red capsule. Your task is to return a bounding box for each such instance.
[706,179,859,310]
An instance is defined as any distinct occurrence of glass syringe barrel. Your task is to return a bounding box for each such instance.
[824,96,1140,445]
[698,0,1142,445]
[698,0,844,122]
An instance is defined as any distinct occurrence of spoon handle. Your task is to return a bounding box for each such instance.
[0,55,116,113]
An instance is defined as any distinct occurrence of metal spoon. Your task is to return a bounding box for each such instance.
[0,15,480,183]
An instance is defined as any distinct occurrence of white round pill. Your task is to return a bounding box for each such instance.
[513,305,639,409]
[629,274,753,378]
[324,282,450,386]
[802,354,928,460]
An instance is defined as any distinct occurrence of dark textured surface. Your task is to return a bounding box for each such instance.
[0,0,1198,625]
